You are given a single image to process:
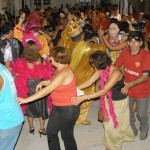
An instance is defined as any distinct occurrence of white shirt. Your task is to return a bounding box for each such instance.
[110,14,121,21]
[1,38,13,62]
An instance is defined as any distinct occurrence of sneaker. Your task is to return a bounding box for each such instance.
[140,132,148,140]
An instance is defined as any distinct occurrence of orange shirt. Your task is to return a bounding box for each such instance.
[51,66,77,106]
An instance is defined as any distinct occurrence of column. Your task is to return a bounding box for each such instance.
[14,0,22,17]
[7,0,11,14]
[0,0,2,14]
[30,0,35,12]
[51,0,77,8]
[23,0,31,12]
[110,0,119,5]
[123,0,128,14]
[120,0,123,15]
[145,0,150,14]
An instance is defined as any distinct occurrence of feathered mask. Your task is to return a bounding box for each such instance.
[18,13,42,49]
[24,12,42,33]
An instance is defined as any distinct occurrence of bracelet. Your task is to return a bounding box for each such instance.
[86,95,90,101]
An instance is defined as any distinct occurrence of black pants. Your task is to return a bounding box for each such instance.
[46,105,80,150]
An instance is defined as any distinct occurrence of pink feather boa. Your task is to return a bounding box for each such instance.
[10,58,55,115]
[100,66,118,128]
[16,27,42,49]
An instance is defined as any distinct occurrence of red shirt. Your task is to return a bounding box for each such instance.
[115,48,150,98]
[98,18,109,31]
[51,66,77,106]
[146,22,150,34]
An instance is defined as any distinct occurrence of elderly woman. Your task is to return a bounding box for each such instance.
[71,51,134,150]
[17,46,80,150]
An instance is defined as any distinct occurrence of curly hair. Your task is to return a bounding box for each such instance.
[51,46,71,64]
[89,51,112,70]
[23,40,40,62]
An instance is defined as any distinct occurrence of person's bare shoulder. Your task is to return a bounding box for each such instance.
[0,75,4,92]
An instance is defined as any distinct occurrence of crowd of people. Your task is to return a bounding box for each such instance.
[0,2,150,150]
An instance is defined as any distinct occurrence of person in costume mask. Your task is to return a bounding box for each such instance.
[14,12,50,59]
[99,18,128,64]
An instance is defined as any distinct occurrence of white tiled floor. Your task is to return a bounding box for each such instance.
[15,100,150,150]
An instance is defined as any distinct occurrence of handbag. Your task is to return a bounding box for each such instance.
[98,108,105,122]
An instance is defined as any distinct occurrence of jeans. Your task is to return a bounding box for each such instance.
[46,105,80,150]
[0,123,22,150]
[129,97,149,134]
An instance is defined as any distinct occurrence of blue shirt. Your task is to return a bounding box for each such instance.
[0,64,24,129]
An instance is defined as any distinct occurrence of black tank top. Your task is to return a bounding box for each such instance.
[111,72,127,101]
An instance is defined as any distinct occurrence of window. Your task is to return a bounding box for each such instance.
[34,0,41,5]
[34,0,50,6]
[43,0,51,5]
[79,0,91,2]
